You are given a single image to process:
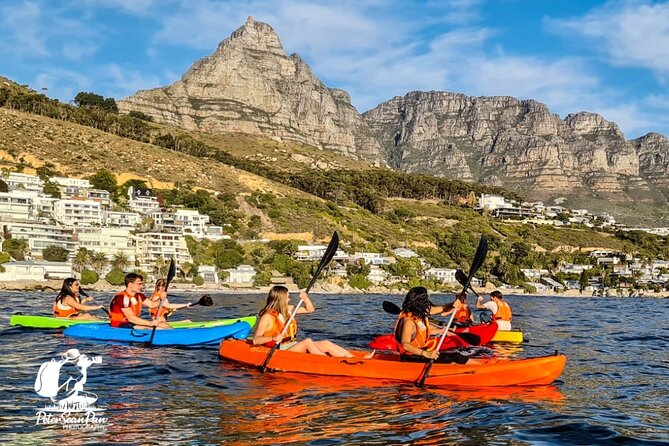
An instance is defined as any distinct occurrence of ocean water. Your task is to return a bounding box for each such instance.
[0,291,667,445]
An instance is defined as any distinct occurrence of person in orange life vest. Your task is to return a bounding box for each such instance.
[394,286,458,361]
[53,278,103,320]
[476,290,512,330]
[148,278,192,323]
[253,285,374,358]
[441,292,474,325]
[108,273,171,329]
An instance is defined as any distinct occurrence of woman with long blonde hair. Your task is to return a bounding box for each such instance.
[254,285,373,358]
[149,278,192,322]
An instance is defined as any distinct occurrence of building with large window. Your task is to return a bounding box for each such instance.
[134,232,193,274]
[0,191,33,221]
[4,222,77,258]
[53,199,102,226]
[104,210,141,228]
[75,227,136,262]
[2,173,44,192]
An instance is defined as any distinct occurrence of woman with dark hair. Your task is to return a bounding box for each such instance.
[253,285,374,358]
[394,286,464,362]
[53,278,103,320]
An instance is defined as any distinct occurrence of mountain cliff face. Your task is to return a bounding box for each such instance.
[118,17,385,164]
[363,91,666,204]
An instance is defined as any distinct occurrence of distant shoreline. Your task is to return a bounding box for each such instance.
[1,280,667,298]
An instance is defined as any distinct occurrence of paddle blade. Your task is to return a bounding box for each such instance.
[461,236,488,294]
[455,269,468,287]
[382,300,401,315]
[198,294,214,307]
[166,258,176,285]
[305,231,339,292]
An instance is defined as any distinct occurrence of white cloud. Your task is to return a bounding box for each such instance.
[547,1,669,76]
[102,63,163,98]
[0,1,49,57]
[86,0,156,15]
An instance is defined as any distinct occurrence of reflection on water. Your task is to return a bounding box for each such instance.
[0,291,668,444]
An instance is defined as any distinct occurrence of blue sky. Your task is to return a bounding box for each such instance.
[2,0,669,138]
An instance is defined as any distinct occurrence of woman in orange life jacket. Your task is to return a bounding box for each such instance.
[53,278,103,320]
[148,278,192,323]
[394,286,469,364]
[253,285,375,358]
[442,292,474,325]
[108,273,171,329]
[476,290,512,331]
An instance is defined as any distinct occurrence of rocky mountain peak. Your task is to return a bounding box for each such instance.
[564,112,624,140]
[220,16,285,56]
[118,18,385,164]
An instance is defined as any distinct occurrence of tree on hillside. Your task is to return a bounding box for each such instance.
[2,238,27,261]
[42,245,69,262]
[74,92,118,113]
[90,251,108,273]
[111,253,129,271]
[73,248,90,273]
[88,169,118,195]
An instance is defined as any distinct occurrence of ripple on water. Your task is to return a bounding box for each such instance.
[1,292,668,444]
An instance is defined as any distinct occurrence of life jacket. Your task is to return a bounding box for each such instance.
[454,305,471,324]
[494,300,512,322]
[260,309,298,347]
[109,291,146,327]
[393,312,438,355]
[148,292,172,319]
[53,293,80,318]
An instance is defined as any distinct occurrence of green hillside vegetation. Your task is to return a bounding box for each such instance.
[2,78,669,291]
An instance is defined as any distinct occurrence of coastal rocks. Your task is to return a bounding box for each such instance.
[118,17,385,164]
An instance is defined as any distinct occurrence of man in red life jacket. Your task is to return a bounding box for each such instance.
[108,273,171,329]
[476,290,512,330]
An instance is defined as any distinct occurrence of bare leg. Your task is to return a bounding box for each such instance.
[71,313,98,321]
[313,340,354,358]
[287,338,327,356]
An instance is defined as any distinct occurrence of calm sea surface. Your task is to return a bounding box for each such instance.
[0,291,667,445]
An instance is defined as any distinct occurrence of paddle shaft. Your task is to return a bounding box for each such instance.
[418,236,487,387]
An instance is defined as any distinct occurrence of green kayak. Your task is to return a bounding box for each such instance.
[9,314,257,330]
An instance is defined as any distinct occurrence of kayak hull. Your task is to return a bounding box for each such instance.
[369,321,498,351]
[9,314,256,330]
[218,340,566,387]
[64,321,252,346]
[491,329,524,343]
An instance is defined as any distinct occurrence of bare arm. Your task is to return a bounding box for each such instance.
[253,314,280,345]
[476,296,487,310]
[121,307,157,327]
[295,291,314,314]
[63,296,102,312]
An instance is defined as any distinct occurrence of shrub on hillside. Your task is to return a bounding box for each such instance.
[105,268,125,286]
[42,245,69,262]
[349,274,371,289]
[253,271,272,287]
[80,269,99,285]
[192,275,204,286]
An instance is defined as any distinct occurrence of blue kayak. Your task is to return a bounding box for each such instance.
[63,321,251,346]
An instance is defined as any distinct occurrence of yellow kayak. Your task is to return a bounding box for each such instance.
[491,329,524,343]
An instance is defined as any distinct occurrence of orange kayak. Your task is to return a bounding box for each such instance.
[219,340,567,387]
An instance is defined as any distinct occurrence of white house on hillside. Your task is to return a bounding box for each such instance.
[5,222,77,258]
[2,173,44,192]
[0,260,72,281]
[424,268,456,283]
[223,264,256,283]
